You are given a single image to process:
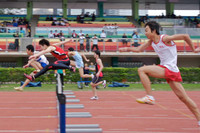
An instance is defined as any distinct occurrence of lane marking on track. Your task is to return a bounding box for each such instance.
[174,109,194,119]
[0,116,57,118]
[0,130,56,132]
[0,107,56,109]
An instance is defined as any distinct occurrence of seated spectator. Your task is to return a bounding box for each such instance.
[59,21,66,26]
[91,12,96,21]
[61,17,68,23]
[48,30,54,38]
[51,20,56,26]
[80,13,84,23]
[50,16,53,21]
[72,30,78,38]
[13,20,18,27]
[132,30,140,47]
[53,16,57,21]
[46,16,50,21]
[122,33,127,46]
[53,30,59,38]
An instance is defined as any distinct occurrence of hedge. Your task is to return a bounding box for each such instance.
[0,67,200,84]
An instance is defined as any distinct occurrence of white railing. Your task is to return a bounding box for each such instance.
[0,38,199,53]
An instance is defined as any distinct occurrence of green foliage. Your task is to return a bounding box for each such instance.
[0,67,200,83]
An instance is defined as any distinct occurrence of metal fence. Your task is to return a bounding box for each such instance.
[0,37,200,53]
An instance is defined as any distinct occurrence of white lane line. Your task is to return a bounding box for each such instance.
[0,116,57,118]
[0,107,56,109]
[94,116,193,120]
[0,130,56,132]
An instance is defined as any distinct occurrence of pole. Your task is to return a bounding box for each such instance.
[56,73,66,133]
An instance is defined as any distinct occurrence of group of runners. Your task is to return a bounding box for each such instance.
[14,21,200,126]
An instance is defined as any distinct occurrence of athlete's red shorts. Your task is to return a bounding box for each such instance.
[158,65,182,83]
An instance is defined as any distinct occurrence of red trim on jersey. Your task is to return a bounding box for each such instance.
[96,59,103,77]
[50,46,68,60]
[161,34,176,47]
[158,65,182,83]
[153,35,160,44]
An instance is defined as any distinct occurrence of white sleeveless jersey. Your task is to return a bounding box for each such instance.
[151,34,179,72]
[34,51,49,65]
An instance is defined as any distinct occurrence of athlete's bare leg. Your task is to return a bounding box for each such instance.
[169,81,200,121]
[138,65,165,96]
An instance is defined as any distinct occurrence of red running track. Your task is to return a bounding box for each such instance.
[0,92,58,133]
[67,91,200,133]
[0,91,200,133]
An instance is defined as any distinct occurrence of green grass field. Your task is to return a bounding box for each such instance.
[0,83,200,92]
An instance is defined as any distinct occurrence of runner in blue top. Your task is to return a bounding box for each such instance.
[68,47,93,78]
[14,44,49,92]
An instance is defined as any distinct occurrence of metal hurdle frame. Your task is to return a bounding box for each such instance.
[56,73,66,133]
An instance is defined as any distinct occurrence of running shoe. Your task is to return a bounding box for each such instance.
[136,95,155,105]
[90,96,99,100]
[24,73,34,81]
[14,86,23,92]
[70,66,76,73]
[102,80,106,88]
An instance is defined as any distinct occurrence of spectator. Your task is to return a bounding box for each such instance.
[85,34,90,52]
[92,34,99,51]
[132,30,140,47]
[114,23,119,35]
[84,63,90,87]
[48,30,54,38]
[68,24,71,37]
[79,34,85,51]
[103,24,107,35]
[51,20,56,26]
[46,16,50,21]
[122,33,128,46]
[59,30,65,41]
[13,32,19,50]
[61,17,68,23]
[100,30,106,39]
[13,20,18,27]
[91,12,96,21]
[26,24,31,37]
[72,30,78,38]
[78,30,84,37]
[80,13,84,23]
[53,30,59,38]
[50,16,53,21]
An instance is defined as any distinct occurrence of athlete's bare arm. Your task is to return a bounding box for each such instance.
[96,59,103,77]
[163,34,195,52]
[119,40,152,52]
[29,46,55,60]
[82,54,90,62]
[53,39,72,47]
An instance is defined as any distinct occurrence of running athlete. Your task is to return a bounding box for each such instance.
[86,50,106,100]
[68,47,93,78]
[24,39,75,81]
[119,21,200,126]
[14,45,49,91]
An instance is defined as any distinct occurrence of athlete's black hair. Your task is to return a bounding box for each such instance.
[39,39,50,46]
[94,50,100,57]
[145,21,160,35]
[26,44,34,52]
[68,47,74,51]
